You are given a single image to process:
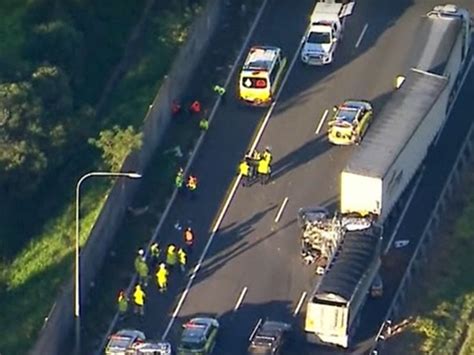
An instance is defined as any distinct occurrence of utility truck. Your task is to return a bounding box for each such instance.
[341,4,472,224]
[301,1,355,65]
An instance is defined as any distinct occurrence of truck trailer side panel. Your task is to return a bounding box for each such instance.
[380,70,449,221]
[342,70,448,223]
[340,172,382,216]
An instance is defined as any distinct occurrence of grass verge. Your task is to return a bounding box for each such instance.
[0,2,202,354]
[385,171,474,355]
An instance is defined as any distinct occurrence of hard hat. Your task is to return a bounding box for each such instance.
[265,146,272,152]
[159,263,166,268]
[138,249,144,256]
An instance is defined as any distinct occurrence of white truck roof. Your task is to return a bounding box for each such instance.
[344,69,447,179]
[310,2,354,25]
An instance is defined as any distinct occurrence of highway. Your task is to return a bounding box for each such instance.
[116,0,474,354]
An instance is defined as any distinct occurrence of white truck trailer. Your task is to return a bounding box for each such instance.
[340,4,472,223]
[301,1,354,65]
[305,222,383,348]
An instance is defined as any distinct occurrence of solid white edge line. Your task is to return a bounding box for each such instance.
[234,286,249,311]
[384,169,424,254]
[355,23,368,49]
[161,1,306,342]
[293,291,307,316]
[315,109,329,134]
[249,318,263,341]
[274,197,289,223]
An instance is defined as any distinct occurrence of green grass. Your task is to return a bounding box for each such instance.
[0,181,109,353]
[386,172,474,355]
[0,2,203,354]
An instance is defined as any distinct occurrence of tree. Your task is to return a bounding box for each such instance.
[31,65,72,115]
[88,125,143,172]
[25,20,85,80]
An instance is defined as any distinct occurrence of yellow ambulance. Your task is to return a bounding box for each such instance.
[238,46,287,106]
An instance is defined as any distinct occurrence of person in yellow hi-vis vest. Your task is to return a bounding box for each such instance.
[177,247,187,272]
[156,263,169,293]
[257,157,271,185]
[166,244,178,269]
[133,283,146,316]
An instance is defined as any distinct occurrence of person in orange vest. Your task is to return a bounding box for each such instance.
[189,100,201,115]
[183,227,195,254]
[171,99,182,118]
[186,174,198,199]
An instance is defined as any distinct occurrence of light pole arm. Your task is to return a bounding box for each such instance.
[74,171,141,318]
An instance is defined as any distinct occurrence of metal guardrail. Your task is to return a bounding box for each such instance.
[367,123,474,354]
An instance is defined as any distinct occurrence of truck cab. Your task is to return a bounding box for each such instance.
[301,1,354,65]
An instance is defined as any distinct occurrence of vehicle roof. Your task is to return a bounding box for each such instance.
[333,101,369,124]
[107,329,145,350]
[243,46,280,72]
[344,69,447,178]
[313,224,382,304]
[311,3,342,23]
[406,9,462,75]
[181,318,216,343]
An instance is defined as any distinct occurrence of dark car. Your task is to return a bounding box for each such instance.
[248,319,292,354]
[177,317,219,355]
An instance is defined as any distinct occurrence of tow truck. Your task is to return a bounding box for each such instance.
[301,1,355,65]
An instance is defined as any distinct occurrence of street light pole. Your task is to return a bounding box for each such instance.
[74,171,141,354]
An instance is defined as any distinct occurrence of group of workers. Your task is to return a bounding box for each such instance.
[175,167,198,198]
[239,147,273,186]
[171,84,226,133]
[117,226,196,318]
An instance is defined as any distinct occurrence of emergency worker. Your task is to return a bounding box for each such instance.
[186,174,198,199]
[137,257,149,287]
[239,159,251,186]
[183,227,195,254]
[213,84,226,103]
[262,147,273,165]
[175,168,184,190]
[117,289,129,318]
[177,247,187,272]
[149,242,160,268]
[134,249,144,273]
[171,100,182,117]
[133,284,146,316]
[166,244,178,268]
[199,117,209,131]
[156,263,169,293]
[257,157,271,185]
[189,100,201,115]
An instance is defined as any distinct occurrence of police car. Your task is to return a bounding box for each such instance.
[105,329,146,354]
[105,329,172,355]
[327,100,374,145]
[247,319,292,354]
[177,317,219,355]
[238,46,287,106]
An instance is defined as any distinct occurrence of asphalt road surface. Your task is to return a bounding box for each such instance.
[112,1,474,354]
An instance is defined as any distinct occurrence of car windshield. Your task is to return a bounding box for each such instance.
[336,107,359,123]
[107,336,132,350]
[179,339,205,350]
[307,31,331,44]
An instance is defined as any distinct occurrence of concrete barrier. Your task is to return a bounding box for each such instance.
[29,1,224,354]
